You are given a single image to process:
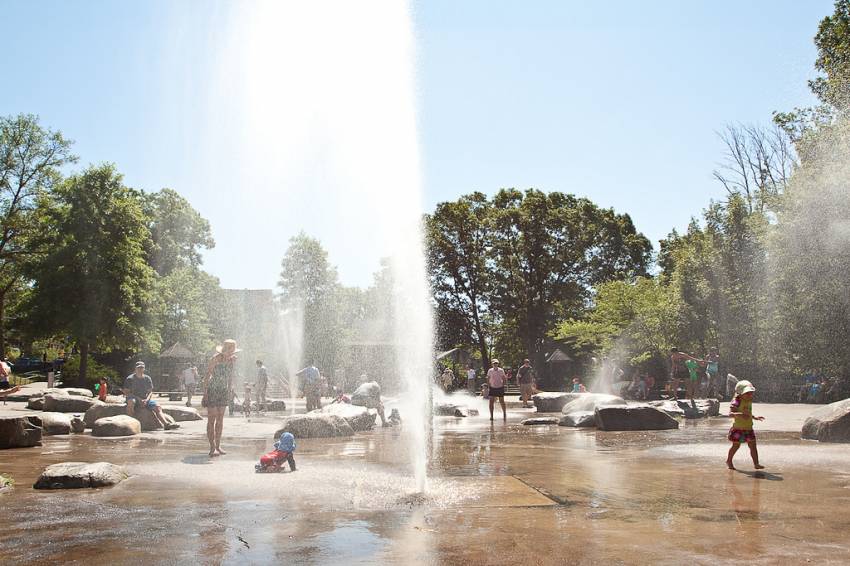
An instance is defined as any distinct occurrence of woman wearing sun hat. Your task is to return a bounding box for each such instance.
[203,338,240,457]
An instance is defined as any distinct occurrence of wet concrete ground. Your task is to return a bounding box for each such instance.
[2,396,850,565]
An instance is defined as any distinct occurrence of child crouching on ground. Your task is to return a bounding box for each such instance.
[256,431,297,472]
[726,379,765,470]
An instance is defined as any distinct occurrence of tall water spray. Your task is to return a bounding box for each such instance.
[198,0,434,490]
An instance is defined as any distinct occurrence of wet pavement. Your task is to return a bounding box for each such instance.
[2,397,850,565]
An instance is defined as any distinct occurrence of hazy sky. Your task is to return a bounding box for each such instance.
[2,0,832,289]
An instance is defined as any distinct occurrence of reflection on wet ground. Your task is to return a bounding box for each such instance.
[2,402,850,564]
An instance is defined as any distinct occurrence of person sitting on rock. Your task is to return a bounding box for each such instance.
[256,431,296,473]
[123,361,178,430]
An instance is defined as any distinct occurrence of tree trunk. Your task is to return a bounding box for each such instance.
[79,342,89,387]
[0,291,5,358]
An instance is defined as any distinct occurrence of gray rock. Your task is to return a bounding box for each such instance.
[351,381,382,409]
[434,402,471,417]
[558,411,597,427]
[532,392,574,412]
[70,416,86,434]
[521,417,560,425]
[57,388,94,398]
[647,399,720,419]
[261,399,287,412]
[92,415,141,437]
[560,393,626,414]
[26,396,45,410]
[274,413,354,439]
[802,399,850,442]
[42,393,97,413]
[39,412,72,435]
[161,406,202,422]
[84,403,125,427]
[33,462,127,489]
[595,406,679,431]
[319,403,377,431]
[0,415,42,449]
[83,403,174,431]
[134,409,176,431]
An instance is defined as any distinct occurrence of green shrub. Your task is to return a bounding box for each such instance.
[60,356,118,387]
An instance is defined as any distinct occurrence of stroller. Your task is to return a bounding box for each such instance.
[255,431,297,473]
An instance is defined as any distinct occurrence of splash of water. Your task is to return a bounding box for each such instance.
[197,0,433,490]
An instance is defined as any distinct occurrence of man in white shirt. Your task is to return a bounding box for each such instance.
[180,363,197,407]
[466,364,477,393]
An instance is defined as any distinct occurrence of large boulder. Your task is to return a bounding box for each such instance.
[319,403,377,432]
[595,406,679,431]
[561,393,626,414]
[351,381,382,408]
[135,409,176,431]
[802,399,850,442]
[40,412,72,435]
[532,392,574,413]
[92,415,141,437]
[27,396,45,410]
[83,403,173,431]
[161,406,202,422]
[274,413,354,439]
[83,403,126,427]
[558,411,596,428]
[42,393,97,413]
[261,399,287,412]
[33,462,127,489]
[647,398,720,419]
[522,417,560,425]
[0,415,42,448]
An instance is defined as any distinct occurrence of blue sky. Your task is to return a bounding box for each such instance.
[2,0,832,289]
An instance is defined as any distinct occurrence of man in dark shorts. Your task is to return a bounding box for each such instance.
[487,359,507,422]
[123,361,177,429]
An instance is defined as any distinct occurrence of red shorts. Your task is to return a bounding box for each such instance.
[728,428,756,443]
[260,449,290,467]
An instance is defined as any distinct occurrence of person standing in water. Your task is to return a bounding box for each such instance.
[466,364,477,394]
[516,359,535,408]
[705,347,720,398]
[203,339,239,457]
[669,348,700,400]
[726,380,765,470]
[487,359,507,422]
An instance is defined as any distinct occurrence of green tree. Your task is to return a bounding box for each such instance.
[0,114,76,355]
[154,267,220,356]
[277,232,341,371]
[142,188,214,276]
[489,189,651,365]
[425,192,493,366]
[554,277,683,367]
[22,164,157,384]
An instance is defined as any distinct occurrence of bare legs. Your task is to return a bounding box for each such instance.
[488,396,506,421]
[726,440,763,470]
[207,406,226,456]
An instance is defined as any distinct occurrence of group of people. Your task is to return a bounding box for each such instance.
[798,370,846,404]
[668,347,721,401]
